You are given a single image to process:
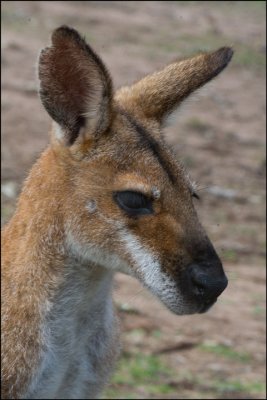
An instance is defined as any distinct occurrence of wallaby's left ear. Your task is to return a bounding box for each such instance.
[116,47,233,125]
[38,25,113,145]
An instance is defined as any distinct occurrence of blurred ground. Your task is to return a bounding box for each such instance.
[1,1,266,399]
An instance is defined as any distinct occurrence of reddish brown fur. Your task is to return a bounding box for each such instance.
[1,26,233,399]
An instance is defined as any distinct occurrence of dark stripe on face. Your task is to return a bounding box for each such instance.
[119,110,177,185]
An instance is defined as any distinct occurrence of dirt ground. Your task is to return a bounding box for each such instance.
[1,1,266,399]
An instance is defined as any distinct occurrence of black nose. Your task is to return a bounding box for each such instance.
[186,263,228,300]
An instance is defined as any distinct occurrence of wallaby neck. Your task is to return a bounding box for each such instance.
[3,145,114,292]
[2,146,117,399]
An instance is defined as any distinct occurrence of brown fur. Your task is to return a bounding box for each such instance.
[1,26,233,399]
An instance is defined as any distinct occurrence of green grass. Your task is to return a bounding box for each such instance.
[103,348,265,399]
[199,343,251,362]
[175,370,265,397]
[103,352,176,398]
[115,353,171,382]
[213,378,266,395]
[103,349,264,398]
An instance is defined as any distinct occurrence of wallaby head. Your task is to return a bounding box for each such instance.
[38,25,231,315]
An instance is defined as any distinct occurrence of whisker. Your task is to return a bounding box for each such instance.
[196,186,211,191]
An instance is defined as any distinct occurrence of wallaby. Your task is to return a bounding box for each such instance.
[1,26,233,399]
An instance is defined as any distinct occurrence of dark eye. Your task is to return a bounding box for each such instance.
[113,191,153,216]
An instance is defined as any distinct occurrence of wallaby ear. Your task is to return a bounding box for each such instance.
[116,47,233,125]
[38,26,113,145]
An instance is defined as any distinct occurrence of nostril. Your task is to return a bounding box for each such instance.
[187,263,228,299]
[191,275,207,297]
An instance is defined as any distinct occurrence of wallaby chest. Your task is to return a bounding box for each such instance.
[25,269,119,399]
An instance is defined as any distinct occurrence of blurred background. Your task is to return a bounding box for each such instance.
[1,1,266,398]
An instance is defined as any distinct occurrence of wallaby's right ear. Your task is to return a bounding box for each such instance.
[38,26,113,145]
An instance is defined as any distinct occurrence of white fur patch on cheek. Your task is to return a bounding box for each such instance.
[119,230,175,295]
[119,231,188,314]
